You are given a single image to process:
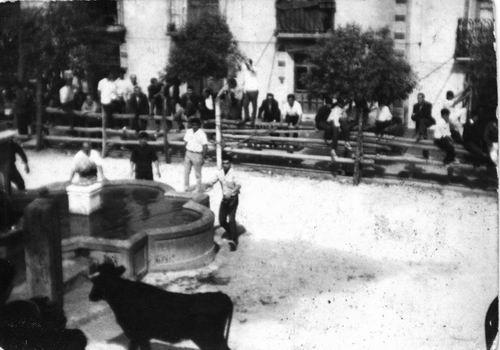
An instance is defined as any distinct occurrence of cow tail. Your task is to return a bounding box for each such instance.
[224,300,233,342]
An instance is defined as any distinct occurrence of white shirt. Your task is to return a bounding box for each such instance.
[184,128,208,153]
[327,106,345,126]
[283,101,302,118]
[210,168,240,198]
[434,117,451,139]
[205,96,214,111]
[115,78,134,100]
[97,78,117,105]
[377,105,393,122]
[244,68,259,92]
[72,149,103,173]
[59,86,74,104]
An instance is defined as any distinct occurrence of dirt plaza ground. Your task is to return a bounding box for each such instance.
[18,149,499,350]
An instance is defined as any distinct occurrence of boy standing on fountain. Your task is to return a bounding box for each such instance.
[69,142,105,184]
[130,131,160,180]
[183,118,208,193]
[206,155,241,252]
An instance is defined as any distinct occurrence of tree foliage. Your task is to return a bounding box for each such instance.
[305,25,417,104]
[468,20,497,118]
[166,14,243,83]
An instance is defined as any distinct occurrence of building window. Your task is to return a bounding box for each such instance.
[394,32,405,40]
[276,0,335,34]
[395,14,406,21]
[478,0,494,20]
[188,0,219,23]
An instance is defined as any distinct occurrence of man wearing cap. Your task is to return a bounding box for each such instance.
[130,131,160,180]
[183,118,208,192]
[69,142,105,184]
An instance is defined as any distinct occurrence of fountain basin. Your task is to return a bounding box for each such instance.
[10,180,215,279]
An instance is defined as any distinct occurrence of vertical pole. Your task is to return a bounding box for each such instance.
[24,197,63,309]
[35,78,43,150]
[101,109,107,158]
[215,96,222,169]
[353,109,364,185]
[163,97,171,164]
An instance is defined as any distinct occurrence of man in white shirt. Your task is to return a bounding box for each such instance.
[433,108,456,164]
[97,71,118,128]
[243,59,259,125]
[206,155,241,251]
[115,69,134,113]
[183,118,208,192]
[59,79,75,130]
[375,102,393,139]
[69,142,105,183]
[283,94,302,140]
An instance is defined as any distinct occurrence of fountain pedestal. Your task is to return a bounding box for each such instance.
[66,182,102,215]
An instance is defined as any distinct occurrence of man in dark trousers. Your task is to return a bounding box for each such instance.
[207,155,241,252]
[8,138,29,191]
[411,92,435,158]
[315,96,333,143]
[128,86,149,133]
[130,131,160,180]
[258,93,281,123]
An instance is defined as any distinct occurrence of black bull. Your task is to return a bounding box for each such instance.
[88,263,233,350]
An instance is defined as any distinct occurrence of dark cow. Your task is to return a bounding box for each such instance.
[485,296,498,350]
[88,259,233,350]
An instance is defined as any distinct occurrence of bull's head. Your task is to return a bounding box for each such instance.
[88,257,126,302]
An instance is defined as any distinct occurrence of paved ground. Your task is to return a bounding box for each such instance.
[13,149,499,349]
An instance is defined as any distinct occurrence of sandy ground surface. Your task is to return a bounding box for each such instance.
[17,149,499,350]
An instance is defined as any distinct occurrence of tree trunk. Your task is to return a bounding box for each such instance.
[101,109,107,158]
[353,108,364,185]
[35,78,43,150]
[17,30,25,82]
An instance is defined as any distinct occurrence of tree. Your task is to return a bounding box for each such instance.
[305,25,417,104]
[0,2,124,148]
[467,19,497,119]
[165,14,243,85]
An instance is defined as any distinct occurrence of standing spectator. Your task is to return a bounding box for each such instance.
[411,92,435,159]
[327,99,347,158]
[97,71,117,129]
[258,93,281,123]
[206,155,241,252]
[315,96,333,142]
[374,101,393,139]
[115,69,133,114]
[130,131,160,180]
[7,138,29,191]
[183,118,208,193]
[59,79,75,131]
[128,86,149,133]
[283,94,302,139]
[13,83,31,135]
[199,88,215,123]
[243,59,259,125]
[443,90,468,142]
[218,78,243,121]
[164,77,180,117]
[433,108,455,164]
[69,142,105,183]
[175,85,200,132]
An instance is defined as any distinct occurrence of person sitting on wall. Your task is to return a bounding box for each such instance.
[374,100,393,139]
[128,86,150,133]
[258,93,281,123]
[130,131,160,181]
[433,108,456,165]
[69,142,105,184]
[315,96,333,143]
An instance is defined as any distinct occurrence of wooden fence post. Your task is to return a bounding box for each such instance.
[353,110,364,185]
[35,78,43,150]
[101,110,107,158]
[24,196,63,308]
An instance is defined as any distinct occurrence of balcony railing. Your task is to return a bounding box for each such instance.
[455,18,494,59]
[276,0,335,35]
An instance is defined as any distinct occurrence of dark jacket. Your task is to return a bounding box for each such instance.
[411,101,434,123]
[258,98,281,122]
[128,92,149,116]
[179,93,200,117]
[315,105,331,130]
